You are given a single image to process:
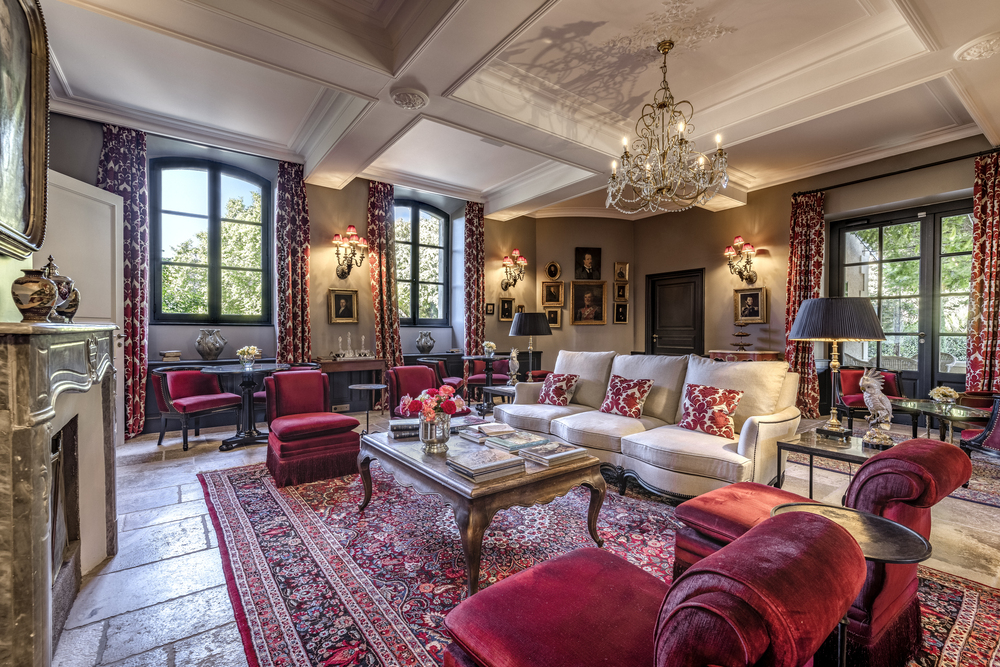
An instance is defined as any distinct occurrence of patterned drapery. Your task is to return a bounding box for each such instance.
[783,192,825,419]
[276,162,312,364]
[463,201,486,388]
[968,153,1000,391]
[97,124,148,439]
[367,181,403,407]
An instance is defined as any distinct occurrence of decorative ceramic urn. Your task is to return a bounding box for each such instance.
[11,269,57,322]
[196,329,227,360]
[416,331,436,354]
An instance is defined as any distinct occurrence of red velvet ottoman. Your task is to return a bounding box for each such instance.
[264,372,361,487]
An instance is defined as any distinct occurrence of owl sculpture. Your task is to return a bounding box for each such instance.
[859,368,894,448]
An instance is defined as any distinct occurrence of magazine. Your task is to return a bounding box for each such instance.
[518,442,587,466]
[485,431,549,452]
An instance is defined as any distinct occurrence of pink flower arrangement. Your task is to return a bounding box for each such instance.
[400,384,466,421]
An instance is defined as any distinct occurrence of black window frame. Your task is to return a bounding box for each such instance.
[150,157,273,325]
[394,199,451,327]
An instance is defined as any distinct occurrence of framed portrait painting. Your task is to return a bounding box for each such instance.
[541,281,563,307]
[499,297,514,322]
[614,262,629,281]
[571,281,606,325]
[0,0,49,259]
[545,308,562,328]
[544,261,561,280]
[328,289,359,323]
[485,303,495,316]
[614,281,629,302]
[734,287,767,325]
[574,247,601,280]
[613,303,629,324]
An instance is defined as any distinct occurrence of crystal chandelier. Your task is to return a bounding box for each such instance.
[606,40,728,214]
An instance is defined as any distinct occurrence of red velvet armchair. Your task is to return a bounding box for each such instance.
[673,438,972,667]
[837,367,918,438]
[465,359,510,402]
[443,512,866,667]
[961,394,1000,459]
[385,365,471,418]
[264,371,360,487]
[415,358,466,395]
[151,367,242,451]
[253,362,322,418]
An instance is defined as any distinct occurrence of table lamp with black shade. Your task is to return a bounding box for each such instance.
[788,297,885,441]
[509,312,552,381]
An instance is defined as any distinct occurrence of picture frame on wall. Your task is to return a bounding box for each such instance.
[613,303,629,324]
[614,281,629,302]
[541,281,564,307]
[485,303,495,315]
[544,261,561,280]
[571,281,606,325]
[328,289,359,323]
[516,305,525,314]
[614,262,629,281]
[734,287,767,325]
[0,0,49,259]
[499,297,515,322]
[574,247,601,279]
[545,308,562,328]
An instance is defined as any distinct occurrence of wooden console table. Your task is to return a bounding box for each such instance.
[709,350,783,362]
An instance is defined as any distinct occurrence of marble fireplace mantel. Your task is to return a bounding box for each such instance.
[0,322,117,667]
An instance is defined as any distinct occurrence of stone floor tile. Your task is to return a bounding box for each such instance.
[105,516,209,572]
[66,549,225,628]
[121,500,209,532]
[180,482,204,503]
[204,516,219,548]
[173,622,248,667]
[52,621,105,667]
[116,486,181,515]
[103,647,170,667]
[926,521,1000,583]
[99,586,235,664]
[117,465,204,493]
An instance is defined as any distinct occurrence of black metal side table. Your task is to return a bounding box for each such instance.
[776,431,882,499]
[462,354,509,416]
[349,383,387,434]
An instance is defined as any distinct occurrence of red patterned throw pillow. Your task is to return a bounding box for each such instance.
[599,375,655,419]
[678,383,745,439]
[538,373,580,406]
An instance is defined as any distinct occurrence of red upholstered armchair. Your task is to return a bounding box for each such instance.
[673,438,972,667]
[253,362,322,419]
[151,367,242,451]
[416,358,466,395]
[264,371,360,487]
[961,394,1000,459]
[443,512,866,667]
[385,365,471,418]
[465,359,510,402]
[837,367,918,438]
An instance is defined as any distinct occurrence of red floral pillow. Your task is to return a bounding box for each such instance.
[678,383,745,439]
[538,373,580,406]
[599,375,655,419]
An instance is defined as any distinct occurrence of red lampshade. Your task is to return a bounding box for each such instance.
[359,237,368,247]
[333,233,342,244]
[349,234,359,243]
[346,225,358,235]
[502,256,513,267]
[511,248,520,257]
[743,243,756,255]
[733,236,744,247]
[517,255,528,266]
[724,246,736,257]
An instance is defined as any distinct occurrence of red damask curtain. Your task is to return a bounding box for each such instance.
[367,181,403,406]
[967,153,1000,391]
[276,162,312,364]
[463,201,486,387]
[97,124,148,439]
[783,192,825,418]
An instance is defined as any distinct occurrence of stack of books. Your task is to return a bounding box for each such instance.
[479,423,515,436]
[486,430,549,453]
[457,426,490,444]
[447,449,525,482]
[159,350,182,362]
[388,415,489,440]
[518,442,588,467]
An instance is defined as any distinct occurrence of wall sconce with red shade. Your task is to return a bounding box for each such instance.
[724,236,757,284]
[333,225,368,279]
[501,249,528,291]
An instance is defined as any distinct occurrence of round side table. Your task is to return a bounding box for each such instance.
[349,383,387,434]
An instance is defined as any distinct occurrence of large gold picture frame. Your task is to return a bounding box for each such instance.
[0,0,49,259]
[571,280,606,325]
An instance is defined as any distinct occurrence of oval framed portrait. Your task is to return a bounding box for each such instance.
[544,261,561,280]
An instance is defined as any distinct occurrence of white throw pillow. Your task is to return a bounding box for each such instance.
[610,354,689,423]
[553,350,617,409]
[676,357,789,432]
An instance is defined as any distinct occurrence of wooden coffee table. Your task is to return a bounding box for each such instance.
[357,431,606,596]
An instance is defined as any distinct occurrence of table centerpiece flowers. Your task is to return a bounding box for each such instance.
[399,385,467,453]
[483,341,497,357]
[237,345,260,371]
[929,385,959,404]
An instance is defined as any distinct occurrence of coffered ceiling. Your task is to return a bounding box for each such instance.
[45,0,1000,220]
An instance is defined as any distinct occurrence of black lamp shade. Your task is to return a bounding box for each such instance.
[788,297,885,342]
[509,312,552,337]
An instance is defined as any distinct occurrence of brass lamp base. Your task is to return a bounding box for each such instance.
[862,427,895,450]
[817,425,851,442]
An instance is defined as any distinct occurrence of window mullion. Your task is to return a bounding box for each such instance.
[411,206,419,322]
[208,166,222,320]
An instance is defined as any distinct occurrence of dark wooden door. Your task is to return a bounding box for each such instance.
[646,269,704,355]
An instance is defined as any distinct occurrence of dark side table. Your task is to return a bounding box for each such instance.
[348,383,387,434]
[462,354,509,416]
[776,432,881,499]
[202,363,289,451]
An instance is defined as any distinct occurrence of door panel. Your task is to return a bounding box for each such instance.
[647,269,704,355]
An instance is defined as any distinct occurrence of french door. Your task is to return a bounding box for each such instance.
[830,199,973,401]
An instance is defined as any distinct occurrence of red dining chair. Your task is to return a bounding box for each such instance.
[151,367,242,451]
[465,359,510,403]
[836,367,918,438]
[416,358,466,395]
[385,365,472,418]
[253,362,322,421]
[264,370,360,487]
[960,394,1000,460]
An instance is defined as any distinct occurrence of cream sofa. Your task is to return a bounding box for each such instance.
[493,351,801,499]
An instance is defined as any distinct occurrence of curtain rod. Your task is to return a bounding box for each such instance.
[792,146,1000,198]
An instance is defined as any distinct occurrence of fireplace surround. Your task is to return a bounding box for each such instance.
[0,323,117,667]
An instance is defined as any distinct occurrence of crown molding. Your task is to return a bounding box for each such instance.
[943,71,1000,145]
[359,166,484,202]
[528,206,662,221]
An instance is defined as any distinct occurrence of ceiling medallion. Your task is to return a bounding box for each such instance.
[606,40,728,214]
[955,33,1000,61]
[390,88,429,110]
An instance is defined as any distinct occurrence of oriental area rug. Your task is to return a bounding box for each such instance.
[200,464,1000,667]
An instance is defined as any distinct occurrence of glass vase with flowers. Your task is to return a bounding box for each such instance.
[399,385,467,453]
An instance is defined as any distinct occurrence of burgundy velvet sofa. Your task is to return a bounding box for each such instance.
[385,365,471,418]
[443,512,866,667]
[151,366,242,451]
[673,438,972,667]
[264,371,360,487]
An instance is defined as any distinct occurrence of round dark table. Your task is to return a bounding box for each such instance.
[349,383,387,434]
[462,354,509,416]
[202,363,289,451]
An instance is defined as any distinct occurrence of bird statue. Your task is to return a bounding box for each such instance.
[507,348,520,386]
[859,368,895,449]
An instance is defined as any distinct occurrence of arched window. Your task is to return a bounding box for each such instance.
[393,199,450,326]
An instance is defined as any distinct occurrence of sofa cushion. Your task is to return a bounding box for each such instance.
[621,426,749,484]
[270,412,360,441]
[538,373,580,406]
[610,354,689,423]
[552,410,666,453]
[553,351,617,409]
[677,357,789,433]
[675,482,817,543]
[600,375,654,418]
[493,403,591,433]
[776,372,799,412]
[677,383,744,439]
